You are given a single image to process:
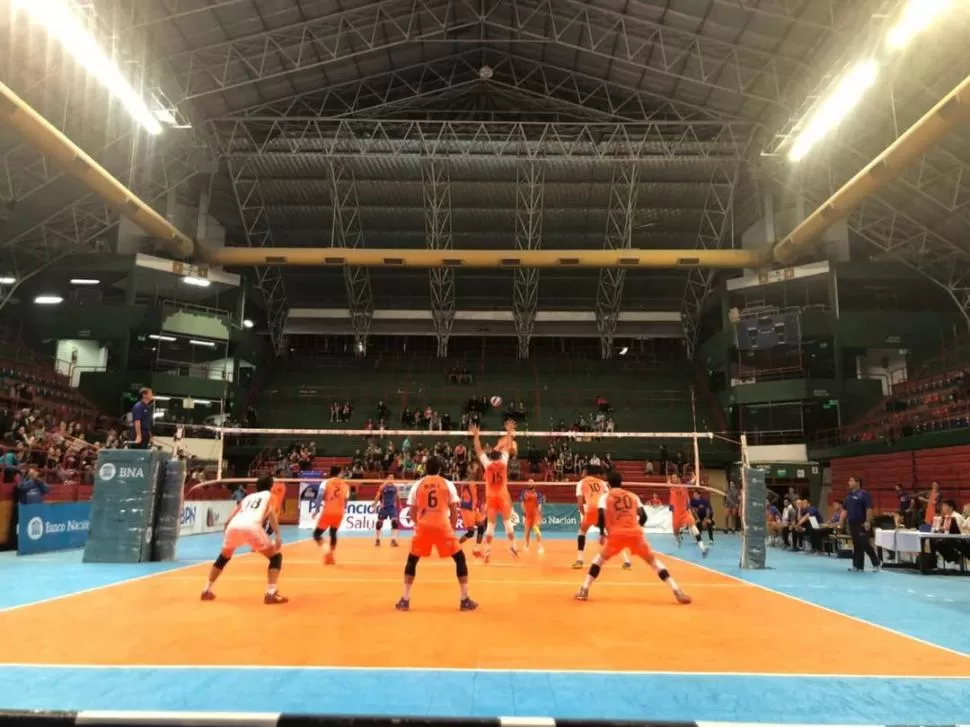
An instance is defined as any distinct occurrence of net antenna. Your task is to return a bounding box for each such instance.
[689,385,701,486]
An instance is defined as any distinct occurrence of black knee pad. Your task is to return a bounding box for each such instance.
[453,550,469,578]
[578,534,587,551]
[312,528,324,542]
[476,522,486,537]
[404,553,419,577]
[466,527,477,540]
[375,518,385,530]
[329,527,338,545]
[391,519,400,530]
[268,552,283,570]
[213,553,231,570]
[589,562,601,579]
[658,568,670,581]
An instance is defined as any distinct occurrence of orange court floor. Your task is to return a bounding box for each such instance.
[0,529,969,723]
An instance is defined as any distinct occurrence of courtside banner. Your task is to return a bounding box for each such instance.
[297,501,674,534]
[178,501,237,536]
[17,502,91,555]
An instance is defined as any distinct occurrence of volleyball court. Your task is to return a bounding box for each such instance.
[1,423,968,723]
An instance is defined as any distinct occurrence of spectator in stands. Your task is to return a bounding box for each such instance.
[602,453,614,471]
[377,400,389,421]
[658,443,668,474]
[894,484,914,528]
[401,407,412,426]
[1,443,22,484]
[129,387,154,450]
[644,458,654,475]
[961,504,970,535]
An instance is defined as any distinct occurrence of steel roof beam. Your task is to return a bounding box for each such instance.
[153,0,817,110]
[205,247,766,268]
[329,160,374,357]
[596,165,640,359]
[0,141,199,267]
[208,119,748,162]
[226,158,290,356]
[681,163,742,360]
[513,162,544,359]
[423,160,455,357]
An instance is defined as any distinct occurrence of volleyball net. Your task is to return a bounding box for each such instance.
[192,424,765,567]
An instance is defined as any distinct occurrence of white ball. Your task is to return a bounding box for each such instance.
[490,396,503,408]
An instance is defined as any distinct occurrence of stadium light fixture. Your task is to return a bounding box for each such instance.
[182,276,211,287]
[148,334,176,342]
[788,60,880,163]
[242,319,254,329]
[34,295,64,304]
[886,0,951,50]
[618,346,629,356]
[189,339,217,348]
[70,278,100,285]
[12,0,163,136]
[0,276,15,285]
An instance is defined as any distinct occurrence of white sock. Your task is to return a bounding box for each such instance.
[204,581,213,592]
[652,558,680,591]
[582,574,594,589]
[267,583,277,595]
[622,550,632,565]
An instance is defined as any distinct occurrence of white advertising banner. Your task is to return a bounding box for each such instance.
[178,500,237,536]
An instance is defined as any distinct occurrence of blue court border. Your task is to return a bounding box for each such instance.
[2,531,969,724]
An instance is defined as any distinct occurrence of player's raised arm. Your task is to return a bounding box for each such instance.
[469,424,485,459]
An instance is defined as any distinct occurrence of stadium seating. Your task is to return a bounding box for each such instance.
[829,445,970,511]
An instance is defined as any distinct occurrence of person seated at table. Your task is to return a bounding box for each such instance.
[929,500,970,567]
[765,500,783,546]
[793,497,824,554]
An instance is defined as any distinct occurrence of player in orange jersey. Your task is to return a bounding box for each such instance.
[572,466,631,570]
[576,471,690,605]
[396,456,478,612]
[669,473,708,557]
[470,421,519,563]
[518,479,545,555]
[458,478,486,555]
[311,466,350,564]
[201,475,288,604]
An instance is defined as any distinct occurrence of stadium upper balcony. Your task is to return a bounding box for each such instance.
[823,368,970,447]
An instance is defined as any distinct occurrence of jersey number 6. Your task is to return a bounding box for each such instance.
[426,487,438,508]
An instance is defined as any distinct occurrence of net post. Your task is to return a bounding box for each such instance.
[739,433,766,570]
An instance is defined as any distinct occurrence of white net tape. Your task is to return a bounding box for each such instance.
[210,427,714,439]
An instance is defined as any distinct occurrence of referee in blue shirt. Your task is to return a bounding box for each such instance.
[841,476,882,572]
[129,387,155,450]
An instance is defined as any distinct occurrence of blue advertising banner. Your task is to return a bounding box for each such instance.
[18,502,92,556]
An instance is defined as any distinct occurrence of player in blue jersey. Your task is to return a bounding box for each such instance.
[374,474,403,547]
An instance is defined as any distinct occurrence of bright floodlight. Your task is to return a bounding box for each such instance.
[0,276,15,285]
[70,278,100,285]
[242,319,254,329]
[788,60,880,163]
[13,0,163,135]
[886,0,951,50]
[182,276,211,287]
[35,295,64,304]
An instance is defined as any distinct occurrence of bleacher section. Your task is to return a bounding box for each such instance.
[829,444,970,512]
[837,368,970,445]
[248,354,733,462]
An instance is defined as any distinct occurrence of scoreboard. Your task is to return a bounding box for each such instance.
[736,311,800,350]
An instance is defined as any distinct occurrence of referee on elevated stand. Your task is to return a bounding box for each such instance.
[842,475,882,572]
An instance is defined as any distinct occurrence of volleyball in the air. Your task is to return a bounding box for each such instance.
[490,396,503,408]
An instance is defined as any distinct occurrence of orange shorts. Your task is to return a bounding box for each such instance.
[524,514,539,532]
[486,496,511,521]
[316,510,344,530]
[410,526,460,558]
[460,509,480,530]
[602,532,653,561]
[672,511,696,530]
[580,507,599,533]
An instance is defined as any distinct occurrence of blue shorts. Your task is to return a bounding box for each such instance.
[377,506,399,521]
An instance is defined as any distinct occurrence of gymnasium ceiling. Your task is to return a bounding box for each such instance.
[0,0,969,354]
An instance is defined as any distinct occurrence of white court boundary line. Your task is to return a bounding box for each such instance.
[0,537,308,616]
[666,554,970,663]
[0,662,966,680]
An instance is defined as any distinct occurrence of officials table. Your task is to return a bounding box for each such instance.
[875,528,970,574]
